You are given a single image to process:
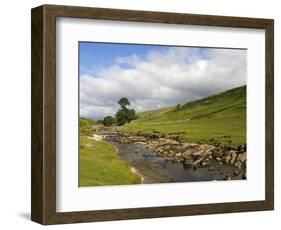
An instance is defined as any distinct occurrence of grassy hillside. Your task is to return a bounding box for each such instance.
[79,118,141,186]
[122,86,246,147]
[80,118,99,136]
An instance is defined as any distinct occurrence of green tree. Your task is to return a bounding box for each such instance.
[127,109,137,121]
[103,116,115,127]
[118,97,130,109]
[115,98,137,126]
[115,109,128,126]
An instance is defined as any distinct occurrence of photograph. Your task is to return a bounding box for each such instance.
[79,42,247,186]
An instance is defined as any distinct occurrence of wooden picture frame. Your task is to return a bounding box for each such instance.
[31,4,274,225]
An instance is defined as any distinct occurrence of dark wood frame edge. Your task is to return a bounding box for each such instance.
[31,4,274,225]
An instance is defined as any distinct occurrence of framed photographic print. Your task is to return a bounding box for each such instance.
[31,4,274,225]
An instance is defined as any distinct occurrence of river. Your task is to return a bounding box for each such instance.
[104,134,244,184]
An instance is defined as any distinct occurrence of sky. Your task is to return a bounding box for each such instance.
[79,42,246,119]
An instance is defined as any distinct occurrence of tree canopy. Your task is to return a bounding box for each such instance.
[115,97,137,126]
[103,116,115,127]
[118,97,130,109]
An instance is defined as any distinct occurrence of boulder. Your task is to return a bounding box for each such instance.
[168,151,174,157]
[192,150,205,160]
[135,141,146,145]
[175,152,182,158]
[223,154,231,164]
[208,166,215,171]
[193,158,203,167]
[234,153,246,169]
[212,148,223,158]
[233,170,240,176]
[183,143,199,149]
[230,150,238,164]
[182,151,192,158]
[234,161,242,169]
[215,156,222,162]
[224,174,233,180]
[238,144,247,153]
[201,159,211,167]
[237,153,246,163]
[183,158,193,168]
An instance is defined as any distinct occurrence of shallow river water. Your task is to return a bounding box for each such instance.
[110,141,244,184]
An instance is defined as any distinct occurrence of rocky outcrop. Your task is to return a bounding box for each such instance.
[118,132,247,179]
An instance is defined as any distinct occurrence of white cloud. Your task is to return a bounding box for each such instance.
[80,47,246,119]
[116,54,140,66]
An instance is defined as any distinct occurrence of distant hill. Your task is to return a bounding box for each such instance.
[122,85,246,147]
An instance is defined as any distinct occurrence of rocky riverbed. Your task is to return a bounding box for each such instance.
[116,132,247,180]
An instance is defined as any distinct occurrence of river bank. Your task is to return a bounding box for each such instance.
[79,135,142,186]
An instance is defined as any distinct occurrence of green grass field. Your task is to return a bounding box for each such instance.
[79,118,141,186]
[122,86,246,147]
